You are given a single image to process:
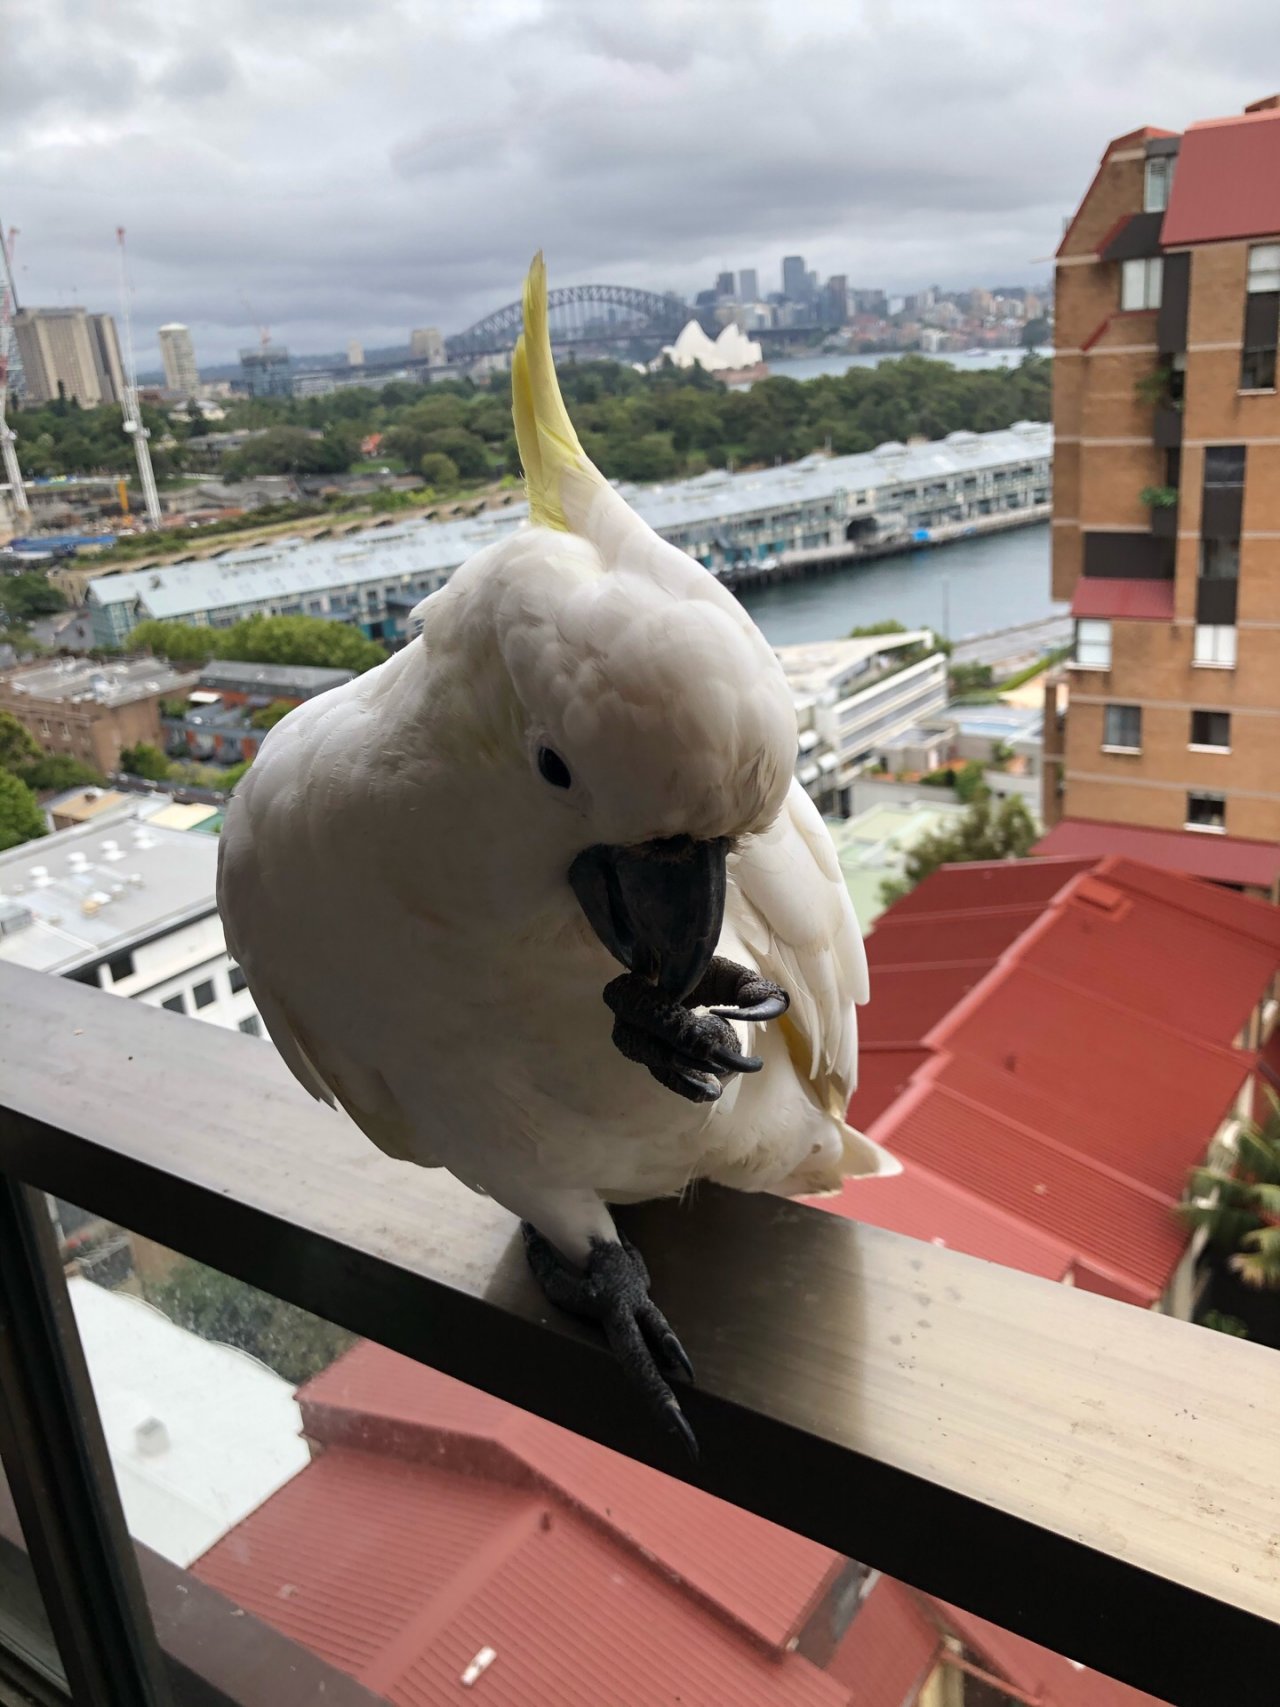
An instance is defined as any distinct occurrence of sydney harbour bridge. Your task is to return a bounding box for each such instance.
[446,284,689,360]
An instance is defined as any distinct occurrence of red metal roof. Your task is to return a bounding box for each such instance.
[1161,106,1280,246]
[1070,577,1176,621]
[873,856,1090,918]
[1034,819,1280,887]
[195,1342,849,1707]
[827,1577,941,1707]
[196,1439,848,1707]
[937,1600,1171,1706]
[296,1341,840,1653]
[832,856,1280,1304]
[828,1161,1075,1283]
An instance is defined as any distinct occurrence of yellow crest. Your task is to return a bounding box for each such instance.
[510,253,597,532]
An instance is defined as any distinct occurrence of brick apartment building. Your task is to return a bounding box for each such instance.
[1041,95,1280,897]
[0,658,198,775]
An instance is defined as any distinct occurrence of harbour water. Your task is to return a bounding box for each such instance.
[737,346,1046,387]
[737,522,1059,647]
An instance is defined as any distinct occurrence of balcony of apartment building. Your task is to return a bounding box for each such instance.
[1,914,1279,1707]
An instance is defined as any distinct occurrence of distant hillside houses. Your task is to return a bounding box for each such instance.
[85,424,1051,649]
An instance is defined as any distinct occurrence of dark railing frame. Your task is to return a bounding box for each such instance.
[0,964,1278,1707]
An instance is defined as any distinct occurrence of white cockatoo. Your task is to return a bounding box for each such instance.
[217,255,897,1452]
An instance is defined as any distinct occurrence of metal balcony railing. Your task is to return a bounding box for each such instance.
[0,962,1278,1706]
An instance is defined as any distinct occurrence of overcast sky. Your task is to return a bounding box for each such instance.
[1,0,1271,368]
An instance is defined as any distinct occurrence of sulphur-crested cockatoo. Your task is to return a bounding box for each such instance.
[218,255,896,1452]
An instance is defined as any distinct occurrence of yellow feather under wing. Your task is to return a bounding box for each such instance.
[511,252,604,533]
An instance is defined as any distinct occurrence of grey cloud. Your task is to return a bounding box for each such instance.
[2,0,1275,365]
[155,47,239,101]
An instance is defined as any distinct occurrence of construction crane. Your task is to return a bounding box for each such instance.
[241,293,275,352]
[0,220,30,520]
[115,226,161,529]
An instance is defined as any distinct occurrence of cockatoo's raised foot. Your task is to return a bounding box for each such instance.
[603,960,789,1104]
[521,1223,698,1458]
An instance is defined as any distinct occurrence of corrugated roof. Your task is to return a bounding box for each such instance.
[1034,819,1280,887]
[297,1341,841,1652]
[832,856,1280,1304]
[827,1161,1076,1283]
[827,1577,941,1707]
[1070,577,1176,620]
[194,1345,849,1707]
[1160,105,1280,246]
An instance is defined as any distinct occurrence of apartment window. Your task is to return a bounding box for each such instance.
[1240,345,1276,390]
[1121,257,1163,312]
[1200,538,1240,580]
[238,1013,262,1036]
[228,964,247,994]
[1193,624,1237,668]
[106,951,134,984]
[1241,248,1279,391]
[1186,791,1226,831]
[1190,710,1231,750]
[1075,619,1112,669]
[192,979,216,1010]
[1203,445,1245,487]
[1144,155,1174,213]
[1247,243,1280,293]
[162,993,185,1014]
[1103,705,1142,751]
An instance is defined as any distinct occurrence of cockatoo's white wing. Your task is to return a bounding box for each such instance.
[730,778,868,1118]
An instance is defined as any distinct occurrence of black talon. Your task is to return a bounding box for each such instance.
[522,1225,698,1456]
[665,1401,700,1460]
[707,992,789,1024]
[707,1043,763,1075]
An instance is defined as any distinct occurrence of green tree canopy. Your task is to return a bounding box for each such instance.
[1181,1100,1280,1292]
[249,699,294,731]
[0,769,47,852]
[0,711,41,775]
[143,1259,355,1386]
[418,451,460,492]
[132,613,385,674]
[223,614,385,673]
[129,620,219,664]
[222,426,354,480]
[880,792,1038,907]
[119,742,171,782]
[0,572,67,627]
[19,754,106,793]
[14,353,1052,525]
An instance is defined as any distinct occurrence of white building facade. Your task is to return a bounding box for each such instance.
[776,633,950,816]
[86,424,1053,649]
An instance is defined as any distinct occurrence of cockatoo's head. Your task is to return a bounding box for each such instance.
[436,255,798,1001]
[494,523,796,999]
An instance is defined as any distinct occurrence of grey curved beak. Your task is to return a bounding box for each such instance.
[569,835,728,1001]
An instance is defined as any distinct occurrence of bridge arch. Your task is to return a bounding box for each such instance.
[446,284,688,358]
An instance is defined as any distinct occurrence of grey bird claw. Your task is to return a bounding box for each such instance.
[522,1224,698,1456]
[602,957,787,1105]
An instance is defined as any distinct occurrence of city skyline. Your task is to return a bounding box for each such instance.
[3,0,1273,366]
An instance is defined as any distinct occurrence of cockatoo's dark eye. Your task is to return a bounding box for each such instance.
[537,746,572,789]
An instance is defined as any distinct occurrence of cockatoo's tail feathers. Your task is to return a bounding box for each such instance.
[512,252,605,532]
